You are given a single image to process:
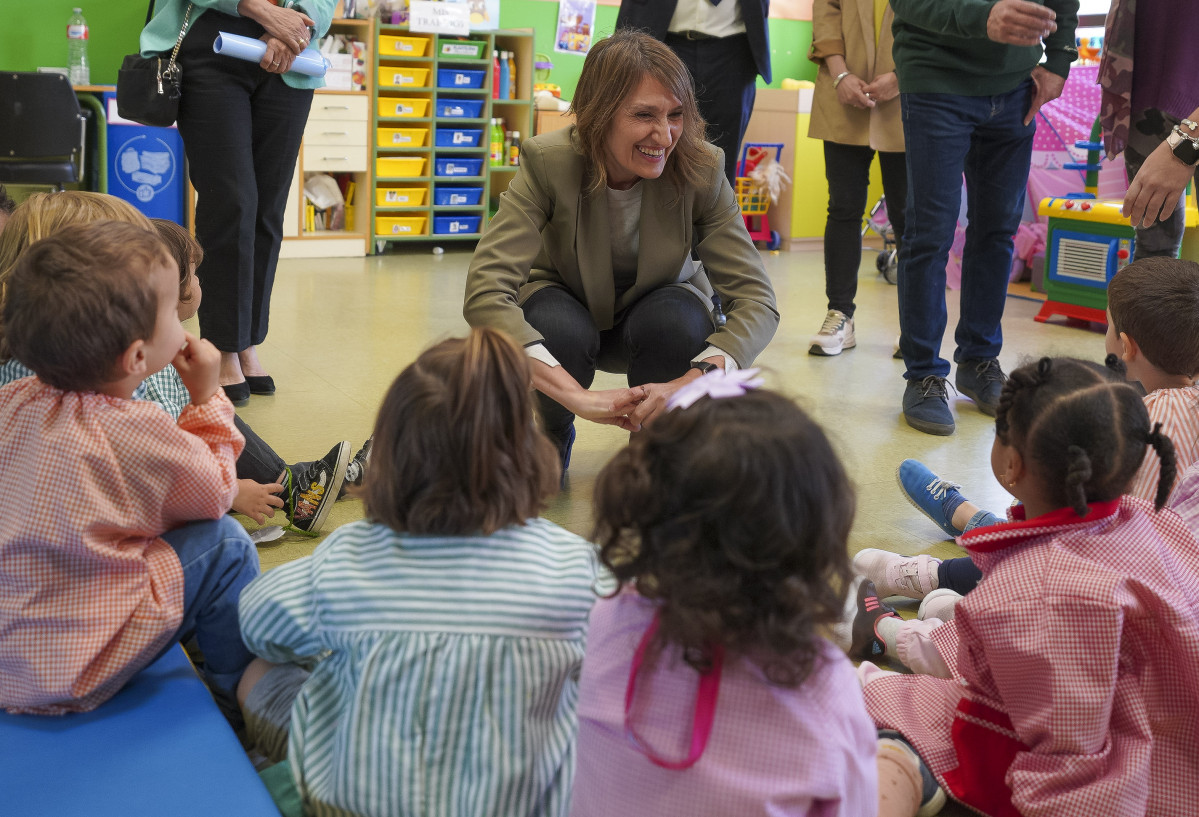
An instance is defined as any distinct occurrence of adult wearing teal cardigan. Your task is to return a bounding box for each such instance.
[141,0,335,404]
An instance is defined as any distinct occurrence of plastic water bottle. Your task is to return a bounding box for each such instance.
[67,8,90,86]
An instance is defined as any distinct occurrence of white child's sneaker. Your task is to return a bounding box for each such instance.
[853,548,941,600]
[917,588,964,622]
[809,309,856,356]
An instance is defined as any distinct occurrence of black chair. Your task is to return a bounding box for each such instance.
[0,72,87,190]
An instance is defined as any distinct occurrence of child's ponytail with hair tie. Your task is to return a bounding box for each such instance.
[1104,353,1127,377]
[1064,445,1093,517]
[1146,422,1177,511]
[996,357,1052,438]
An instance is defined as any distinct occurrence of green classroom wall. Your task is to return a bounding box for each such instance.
[497,1,815,94]
[1,1,146,85]
[0,1,815,94]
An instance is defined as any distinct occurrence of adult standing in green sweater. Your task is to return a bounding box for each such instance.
[894,0,1078,436]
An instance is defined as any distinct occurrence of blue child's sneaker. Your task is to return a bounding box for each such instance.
[897,459,966,539]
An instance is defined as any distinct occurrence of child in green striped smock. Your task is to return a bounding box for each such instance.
[236,327,601,817]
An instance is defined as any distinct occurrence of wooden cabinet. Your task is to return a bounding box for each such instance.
[279,17,375,259]
[370,27,534,250]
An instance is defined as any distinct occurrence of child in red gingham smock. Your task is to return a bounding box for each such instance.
[855,257,1199,612]
[855,356,1199,817]
[0,222,259,714]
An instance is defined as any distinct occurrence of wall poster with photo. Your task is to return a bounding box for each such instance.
[555,0,597,55]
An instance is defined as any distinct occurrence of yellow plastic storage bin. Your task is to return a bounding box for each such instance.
[377,127,429,147]
[376,216,427,236]
[379,35,430,57]
[377,97,430,118]
[378,66,431,89]
[376,156,427,177]
[376,186,428,207]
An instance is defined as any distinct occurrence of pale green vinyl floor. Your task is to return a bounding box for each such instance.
[230,243,1101,574]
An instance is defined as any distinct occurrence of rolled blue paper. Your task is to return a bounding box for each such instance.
[213,31,328,77]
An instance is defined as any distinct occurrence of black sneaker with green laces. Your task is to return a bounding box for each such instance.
[280,441,350,536]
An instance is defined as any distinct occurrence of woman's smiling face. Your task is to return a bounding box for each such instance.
[602,75,684,190]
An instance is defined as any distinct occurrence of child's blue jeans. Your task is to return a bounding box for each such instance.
[155,516,260,697]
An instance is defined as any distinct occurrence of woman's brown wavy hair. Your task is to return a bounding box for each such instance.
[363,327,561,535]
[569,28,716,198]
[592,389,857,687]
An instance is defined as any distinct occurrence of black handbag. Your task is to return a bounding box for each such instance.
[116,2,192,127]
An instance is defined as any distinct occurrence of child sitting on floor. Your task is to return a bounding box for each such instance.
[0,221,259,714]
[859,256,1199,603]
[236,327,599,817]
[570,372,884,817]
[0,191,356,535]
[851,356,1199,816]
[152,218,371,531]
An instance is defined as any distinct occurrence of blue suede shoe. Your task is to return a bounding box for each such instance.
[902,376,954,436]
[897,459,966,539]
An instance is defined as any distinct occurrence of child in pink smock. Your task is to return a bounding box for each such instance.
[570,373,880,817]
[857,356,1199,816]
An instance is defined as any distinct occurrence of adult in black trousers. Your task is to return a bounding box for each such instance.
[617,0,771,187]
[150,0,335,402]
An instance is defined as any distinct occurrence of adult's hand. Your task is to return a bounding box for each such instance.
[861,72,899,104]
[1023,66,1065,127]
[239,0,315,55]
[1123,139,1195,227]
[530,359,646,431]
[987,0,1056,46]
[573,387,647,432]
[836,74,875,110]
[259,36,298,74]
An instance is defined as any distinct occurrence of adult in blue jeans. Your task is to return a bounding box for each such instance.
[893,0,1078,435]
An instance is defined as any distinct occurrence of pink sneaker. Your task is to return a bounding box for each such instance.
[853,548,941,600]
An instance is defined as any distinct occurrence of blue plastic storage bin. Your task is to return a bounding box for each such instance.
[434,157,484,177]
[435,128,483,147]
[433,214,483,234]
[434,186,484,206]
[436,98,485,118]
[437,68,486,89]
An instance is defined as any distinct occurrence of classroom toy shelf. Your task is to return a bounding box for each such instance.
[371,27,534,250]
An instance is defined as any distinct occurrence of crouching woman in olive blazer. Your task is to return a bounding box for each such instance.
[464,29,779,469]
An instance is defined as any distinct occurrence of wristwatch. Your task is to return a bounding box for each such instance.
[1167,124,1199,167]
[690,361,719,375]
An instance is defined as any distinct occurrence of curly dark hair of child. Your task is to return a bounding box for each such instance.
[995,355,1177,515]
[363,326,561,536]
[591,389,856,688]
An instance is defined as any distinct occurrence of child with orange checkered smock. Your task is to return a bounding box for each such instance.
[0,222,258,714]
